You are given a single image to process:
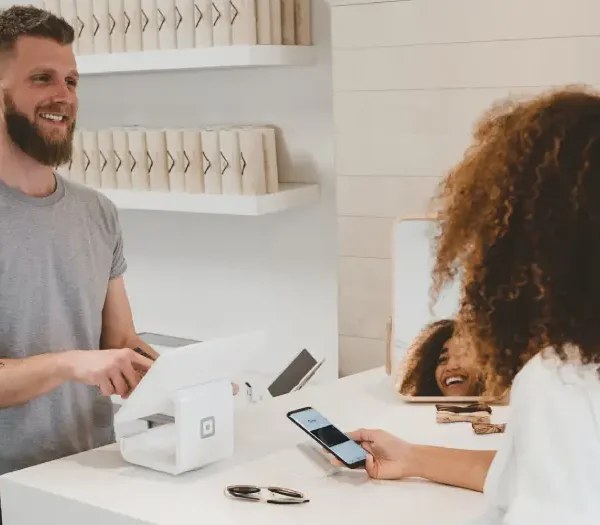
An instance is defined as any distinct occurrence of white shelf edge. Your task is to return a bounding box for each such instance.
[98,183,320,215]
[76,45,316,75]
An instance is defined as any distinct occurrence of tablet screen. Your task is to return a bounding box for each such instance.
[268,349,318,397]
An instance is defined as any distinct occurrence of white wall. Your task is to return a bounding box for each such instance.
[331,0,600,375]
[21,0,338,380]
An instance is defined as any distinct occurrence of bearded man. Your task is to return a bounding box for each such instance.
[0,6,159,507]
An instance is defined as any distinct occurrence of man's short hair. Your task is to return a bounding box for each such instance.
[0,5,74,53]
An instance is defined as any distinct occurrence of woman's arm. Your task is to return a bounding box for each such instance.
[409,445,496,492]
[338,428,496,493]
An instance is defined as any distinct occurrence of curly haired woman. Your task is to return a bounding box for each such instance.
[397,319,484,397]
[331,87,600,524]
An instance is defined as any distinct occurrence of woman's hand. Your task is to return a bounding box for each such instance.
[328,428,496,491]
[330,428,415,480]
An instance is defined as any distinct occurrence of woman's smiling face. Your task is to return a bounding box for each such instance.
[434,334,480,396]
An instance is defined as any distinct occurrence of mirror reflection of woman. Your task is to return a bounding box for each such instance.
[397,319,483,397]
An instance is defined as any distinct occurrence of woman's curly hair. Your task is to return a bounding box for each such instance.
[398,319,455,396]
[431,86,600,394]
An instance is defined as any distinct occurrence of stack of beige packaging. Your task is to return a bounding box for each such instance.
[43,0,311,55]
[62,125,279,196]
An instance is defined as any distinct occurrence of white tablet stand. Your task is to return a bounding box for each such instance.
[114,331,265,475]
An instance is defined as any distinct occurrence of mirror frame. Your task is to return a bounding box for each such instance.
[387,215,508,404]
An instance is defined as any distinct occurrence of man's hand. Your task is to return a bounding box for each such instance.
[62,348,154,397]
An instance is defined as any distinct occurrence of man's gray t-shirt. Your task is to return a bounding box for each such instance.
[0,174,127,476]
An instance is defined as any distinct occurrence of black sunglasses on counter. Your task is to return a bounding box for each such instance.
[224,485,309,505]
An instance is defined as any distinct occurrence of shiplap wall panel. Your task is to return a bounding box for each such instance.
[339,336,386,377]
[334,88,542,135]
[335,87,543,176]
[332,0,600,49]
[333,37,600,92]
[337,217,394,259]
[336,131,472,177]
[338,257,392,339]
[337,175,441,218]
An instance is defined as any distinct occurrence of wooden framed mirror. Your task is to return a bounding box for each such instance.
[388,216,507,404]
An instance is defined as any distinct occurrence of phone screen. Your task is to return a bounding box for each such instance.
[288,408,367,467]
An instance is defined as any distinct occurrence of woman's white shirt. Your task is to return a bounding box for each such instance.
[470,349,600,525]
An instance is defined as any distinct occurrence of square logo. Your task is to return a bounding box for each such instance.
[200,416,215,439]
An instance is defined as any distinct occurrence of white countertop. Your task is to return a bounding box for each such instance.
[0,368,509,525]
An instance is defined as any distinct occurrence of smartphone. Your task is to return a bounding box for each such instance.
[286,407,367,469]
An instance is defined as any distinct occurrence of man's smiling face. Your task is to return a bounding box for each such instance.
[2,35,78,166]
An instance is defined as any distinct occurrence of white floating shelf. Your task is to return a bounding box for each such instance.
[99,183,320,215]
[76,45,316,75]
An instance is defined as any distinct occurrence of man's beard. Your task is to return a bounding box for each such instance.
[4,93,75,167]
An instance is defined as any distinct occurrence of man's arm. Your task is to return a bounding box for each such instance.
[0,353,72,409]
[409,446,496,492]
[100,276,159,360]
[0,277,152,408]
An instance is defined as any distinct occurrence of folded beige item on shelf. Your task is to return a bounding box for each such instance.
[435,403,492,424]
